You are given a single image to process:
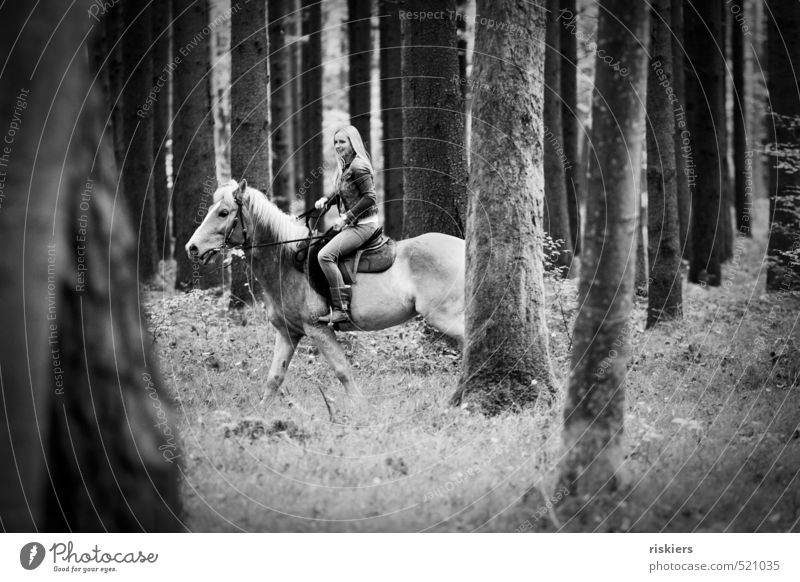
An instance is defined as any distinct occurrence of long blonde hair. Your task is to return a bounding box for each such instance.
[333,125,373,188]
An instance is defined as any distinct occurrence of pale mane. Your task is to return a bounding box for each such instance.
[225,182,306,257]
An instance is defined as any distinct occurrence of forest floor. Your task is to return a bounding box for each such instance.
[144,221,800,532]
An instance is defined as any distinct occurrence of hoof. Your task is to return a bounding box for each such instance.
[261,388,289,410]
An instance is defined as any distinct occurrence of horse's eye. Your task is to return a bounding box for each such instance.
[219,209,229,217]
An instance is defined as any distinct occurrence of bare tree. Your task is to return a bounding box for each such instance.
[401,0,467,238]
[765,0,800,289]
[229,0,272,307]
[348,0,373,151]
[671,0,692,260]
[451,0,555,414]
[718,1,734,263]
[153,0,172,264]
[301,0,323,211]
[557,0,649,524]
[121,2,159,281]
[685,0,723,286]
[172,0,221,289]
[269,0,294,212]
[379,0,404,238]
[560,0,581,255]
[543,0,574,270]
[647,0,683,327]
[1,2,181,531]
[231,1,271,193]
[731,0,750,236]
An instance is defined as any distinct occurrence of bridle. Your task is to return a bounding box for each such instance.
[223,188,250,249]
[219,187,333,252]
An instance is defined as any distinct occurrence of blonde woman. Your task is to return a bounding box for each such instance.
[314,125,380,324]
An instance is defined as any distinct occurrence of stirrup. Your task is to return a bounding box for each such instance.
[318,307,350,325]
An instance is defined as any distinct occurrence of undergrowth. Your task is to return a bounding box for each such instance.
[143,233,800,532]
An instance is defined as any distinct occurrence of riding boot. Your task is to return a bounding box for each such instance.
[318,285,352,324]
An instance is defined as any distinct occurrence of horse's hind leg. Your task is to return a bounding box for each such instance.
[305,324,364,412]
[418,301,465,349]
[262,331,302,407]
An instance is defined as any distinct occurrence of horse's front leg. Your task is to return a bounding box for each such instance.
[261,331,302,407]
[304,324,364,414]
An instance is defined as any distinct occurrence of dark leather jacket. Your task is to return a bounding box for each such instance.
[334,158,378,225]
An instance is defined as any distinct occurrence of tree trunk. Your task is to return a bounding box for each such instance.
[718,2,734,263]
[102,3,127,174]
[153,0,172,264]
[173,0,222,290]
[230,0,271,307]
[685,0,723,286]
[292,0,305,206]
[647,0,683,328]
[543,0,573,271]
[301,0,323,211]
[0,2,181,531]
[269,0,294,212]
[671,0,692,261]
[557,0,649,525]
[635,191,648,295]
[451,0,555,415]
[766,0,800,290]
[560,0,581,256]
[231,1,271,193]
[401,0,467,239]
[731,0,750,236]
[348,0,372,151]
[121,2,159,282]
[380,0,404,239]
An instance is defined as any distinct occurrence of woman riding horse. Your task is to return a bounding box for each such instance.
[314,125,381,324]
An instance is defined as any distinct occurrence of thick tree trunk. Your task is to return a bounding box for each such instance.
[543,0,573,271]
[269,0,294,212]
[560,0,581,256]
[557,0,649,524]
[231,1,271,193]
[301,0,323,211]
[731,0,750,236]
[153,0,172,264]
[121,2,158,282]
[230,0,271,308]
[685,0,723,286]
[647,0,683,328]
[0,2,181,531]
[401,0,467,239]
[173,0,222,290]
[766,0,800,290]
[451,0,555,414]
[380,0,404,238]
[671,0,692,261]
[348,0,372,151]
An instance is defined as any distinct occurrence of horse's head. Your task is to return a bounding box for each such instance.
[185,180,248,263]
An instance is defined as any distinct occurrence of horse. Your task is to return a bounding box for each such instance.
[186,180,465,411]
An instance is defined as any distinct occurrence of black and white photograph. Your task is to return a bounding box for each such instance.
[1,0,799,575]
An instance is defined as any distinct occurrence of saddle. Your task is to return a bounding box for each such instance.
[294,227,397,300]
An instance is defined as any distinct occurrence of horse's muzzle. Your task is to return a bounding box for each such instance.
[186,242,198,259]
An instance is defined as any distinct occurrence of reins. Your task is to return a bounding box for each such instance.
[219,190,335,252]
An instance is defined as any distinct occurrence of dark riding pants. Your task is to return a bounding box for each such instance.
[318,223,380,288]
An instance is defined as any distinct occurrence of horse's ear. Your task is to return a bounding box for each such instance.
[238,179,247,194]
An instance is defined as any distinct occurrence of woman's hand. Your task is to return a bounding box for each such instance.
[332,216,347,231]
[314,196,328,210]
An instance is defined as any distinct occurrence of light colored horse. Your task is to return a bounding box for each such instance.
[186,180,465,409]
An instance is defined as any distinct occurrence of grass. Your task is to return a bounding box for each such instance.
[144,230,800,532]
